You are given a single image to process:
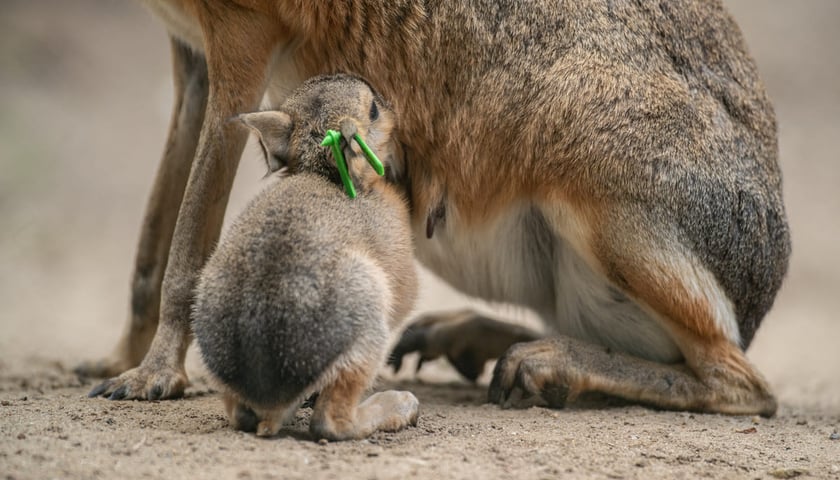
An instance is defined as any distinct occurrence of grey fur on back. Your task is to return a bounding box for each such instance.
[192,74,413,408]
[194,174,409,407]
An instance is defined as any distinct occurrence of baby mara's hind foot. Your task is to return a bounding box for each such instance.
[311,390,419,441]
[309,365,419,441]
[223,393,296,437]
[223,394,259,433]
[256,414,284,437]
[224,388,419,441]
[359,391,420,432]
[221,378,419,441]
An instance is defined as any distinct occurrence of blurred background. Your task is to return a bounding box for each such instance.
[0,1,837,410]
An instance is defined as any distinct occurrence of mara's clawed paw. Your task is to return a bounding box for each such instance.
[87,364,187,400]
[388,310,540,382]
[488,339,578,409]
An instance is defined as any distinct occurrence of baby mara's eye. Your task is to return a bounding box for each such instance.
[369,100,379,121]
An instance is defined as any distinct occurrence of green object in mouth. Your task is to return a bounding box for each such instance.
[321,129,385,198]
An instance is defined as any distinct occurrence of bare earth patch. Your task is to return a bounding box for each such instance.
[1,359,839,479]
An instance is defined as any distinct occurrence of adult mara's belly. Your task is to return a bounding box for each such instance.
[413,203,556,318]
[413,201,683,364]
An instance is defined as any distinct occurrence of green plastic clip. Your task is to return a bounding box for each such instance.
[354,133,385,176]
[320,130,355,198]
[320,129,385,198]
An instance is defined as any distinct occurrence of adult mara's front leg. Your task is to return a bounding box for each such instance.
[88,5,282,400]
[76,38,207,379]
[389,310,542,382]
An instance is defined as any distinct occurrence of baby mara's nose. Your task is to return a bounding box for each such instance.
[338,118,363,157]
[339,118,358,143]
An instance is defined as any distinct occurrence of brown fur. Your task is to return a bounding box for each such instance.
[85,0,789,418]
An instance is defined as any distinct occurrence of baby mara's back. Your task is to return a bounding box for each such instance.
[195,174,414,408]
[193,74,418,439]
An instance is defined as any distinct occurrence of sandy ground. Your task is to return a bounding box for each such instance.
[1,1,838,478]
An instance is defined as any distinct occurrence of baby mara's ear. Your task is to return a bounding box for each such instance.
[238,111,293,174]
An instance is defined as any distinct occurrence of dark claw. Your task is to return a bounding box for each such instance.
[87,379,113,398]
[387,354,403,373]
[301,392,319,409]
[387,327,428,373]
[108,385,129,401]
[148,384,164,401]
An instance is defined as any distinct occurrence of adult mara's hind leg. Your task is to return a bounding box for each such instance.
[76,38,208,378]
[489,206,778,417]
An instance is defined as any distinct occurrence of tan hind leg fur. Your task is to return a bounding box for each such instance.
[488,334,776,416]
[489,206,777,417]
[310,363,419,442]
[88,5,282,400]
[78,38,208,380]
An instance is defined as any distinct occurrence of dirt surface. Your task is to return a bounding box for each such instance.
[1,1,839,479]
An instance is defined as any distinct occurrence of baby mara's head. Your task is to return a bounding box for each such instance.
[239,74,401,193]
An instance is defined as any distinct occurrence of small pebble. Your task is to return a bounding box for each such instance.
[751,416,761,425]
[829,432,840,441]
[17,433,26,440]
[318,438,328,446]
[768,467,808,479]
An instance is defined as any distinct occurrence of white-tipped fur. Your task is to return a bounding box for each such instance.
[416,201,683,364]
